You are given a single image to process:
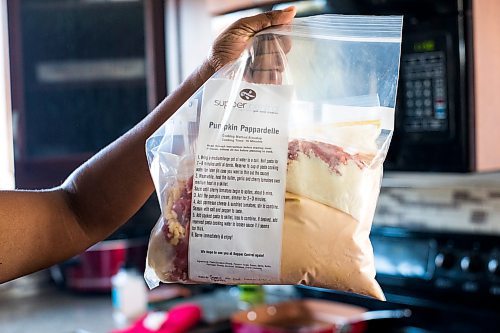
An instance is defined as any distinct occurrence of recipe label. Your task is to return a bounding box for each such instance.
[189,78,292,284]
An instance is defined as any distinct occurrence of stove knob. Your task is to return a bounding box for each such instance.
[460,255,483,273]
[435,252,455,269]
[488,258,500,276]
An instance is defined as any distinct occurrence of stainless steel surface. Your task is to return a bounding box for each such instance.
[0,275,114,333]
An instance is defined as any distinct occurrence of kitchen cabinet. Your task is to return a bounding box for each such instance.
[7,0,166,189]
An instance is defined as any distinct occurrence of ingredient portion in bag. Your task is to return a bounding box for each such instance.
[162,177,193,281]
[147,138,385,299]
[287,138,379,222]
[281,191,384,300]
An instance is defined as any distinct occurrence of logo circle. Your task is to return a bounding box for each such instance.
[239,89,256,101]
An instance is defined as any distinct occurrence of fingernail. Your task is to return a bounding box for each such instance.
[282,6,295,12]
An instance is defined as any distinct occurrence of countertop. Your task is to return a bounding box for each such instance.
[4,275,499,333]
[0,275,292,333]
[0,284,115,333]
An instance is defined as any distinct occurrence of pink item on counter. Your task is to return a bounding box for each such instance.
[111,304,202,333]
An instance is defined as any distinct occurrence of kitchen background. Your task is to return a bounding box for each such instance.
[1,0,499,333]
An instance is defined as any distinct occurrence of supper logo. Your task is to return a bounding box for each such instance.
[213,89,257,109]
[239,88,256,101]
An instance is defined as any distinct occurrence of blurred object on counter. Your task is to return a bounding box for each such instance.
[238,285,265,310]
[148,285,192,310]
[154,288,241,325]
[111,304,201,333]
[112,253,149,327]
[263,285,301,306]
[0,270,51,298]
[231,299,411,333]
[50,238,147,292]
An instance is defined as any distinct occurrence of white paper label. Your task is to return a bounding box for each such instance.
[189,78,292,284]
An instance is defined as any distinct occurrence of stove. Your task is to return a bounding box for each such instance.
[371,227,500,311]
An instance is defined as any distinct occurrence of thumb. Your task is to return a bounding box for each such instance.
[235,6,296,36]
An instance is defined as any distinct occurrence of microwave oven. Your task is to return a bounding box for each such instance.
[326,0,500,172]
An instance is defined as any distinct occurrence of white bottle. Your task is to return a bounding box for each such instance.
[111,261,148,327]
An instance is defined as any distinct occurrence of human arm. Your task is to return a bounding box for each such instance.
[0,7,296,283]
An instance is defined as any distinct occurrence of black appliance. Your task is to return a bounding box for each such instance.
[327,0,500,172]
[215,0,500,172]
[370,227,500,306]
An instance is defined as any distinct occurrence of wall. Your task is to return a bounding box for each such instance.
[0,0,14,190]
[165,0,265,92]
[179,0,213,80]
[374,174,500,235]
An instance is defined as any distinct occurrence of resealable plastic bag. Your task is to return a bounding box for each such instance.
[144,15,403,300]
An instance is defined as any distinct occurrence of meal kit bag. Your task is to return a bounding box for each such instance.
[144,15,403,300]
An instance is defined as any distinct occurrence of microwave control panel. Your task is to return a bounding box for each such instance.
[401,50,448,133]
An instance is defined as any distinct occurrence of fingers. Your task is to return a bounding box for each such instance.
[249,53,285,71]
[234,6,296,36]
[244,48,285,84]
[254,35,292,55]
[249,34,291,71]
[244,35,291,84]
[207,6,295,72]
[252,70,283,84]
[243,35,291,85]
[231,6,296,84]
[244,68,283,85]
